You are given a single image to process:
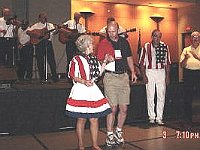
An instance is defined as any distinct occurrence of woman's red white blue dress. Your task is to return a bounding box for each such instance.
[65,55,111,118]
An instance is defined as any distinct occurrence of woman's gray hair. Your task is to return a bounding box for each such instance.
[75,35,93,52]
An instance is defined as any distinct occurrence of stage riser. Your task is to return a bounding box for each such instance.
[0,83,184,134]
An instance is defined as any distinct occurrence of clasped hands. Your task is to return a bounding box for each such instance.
[102,54,114,64]
[190,51,200,61]
[185,51,200,61]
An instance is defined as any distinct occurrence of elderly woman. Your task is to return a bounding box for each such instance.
[65,35,111,150]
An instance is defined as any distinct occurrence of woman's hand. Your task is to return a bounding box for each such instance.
[102,54,114,64]
[83,79,93,87]
[107,54,114,62]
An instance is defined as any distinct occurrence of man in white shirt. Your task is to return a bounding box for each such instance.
[139,29,171,125]
[0,8,16,67]
[180,31,200,123]
[59,12,86,74]
[17,20,33,81]
[27,12,58,83]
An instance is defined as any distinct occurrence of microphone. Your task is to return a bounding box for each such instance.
[44,18,47,22]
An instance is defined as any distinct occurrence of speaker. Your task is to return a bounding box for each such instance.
[0,65,17,83]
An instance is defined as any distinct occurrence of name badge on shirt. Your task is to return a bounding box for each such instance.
[115,49,122,59]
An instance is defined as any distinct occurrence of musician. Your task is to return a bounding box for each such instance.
[60,12,86,74]
[0,8,17,68]
[99,17,128,39]
[27,12,58,83]
[17,20,33,81]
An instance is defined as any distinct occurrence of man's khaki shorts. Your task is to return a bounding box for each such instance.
[103,72,130,106]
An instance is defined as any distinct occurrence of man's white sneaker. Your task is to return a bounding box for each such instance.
[106,134,116,146]
[149,119,155,124]
[156,120,165,125]
[114,129,124,144]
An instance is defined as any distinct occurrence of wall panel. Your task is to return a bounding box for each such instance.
[178,4,200,81]
[72,1,179,64]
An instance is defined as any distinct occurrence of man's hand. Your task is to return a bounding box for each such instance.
[18,44,23,49]
[0,29,6,35]
[165,75,170,86]
[143,75,148,84]
[131,72,137,83]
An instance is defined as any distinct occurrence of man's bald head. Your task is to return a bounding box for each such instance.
[107,21,119,30]
[106,21,119,41]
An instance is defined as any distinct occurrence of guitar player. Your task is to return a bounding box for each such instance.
[27,12,58,83]
[59,12,86,75]
[0,8,17,68]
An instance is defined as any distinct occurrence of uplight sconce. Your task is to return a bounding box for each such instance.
[150,15,164,30]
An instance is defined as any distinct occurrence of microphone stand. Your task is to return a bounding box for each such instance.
[12,32,18,67]
[12,37,15,67]
[33,45,38,79]
[44,19,49,82]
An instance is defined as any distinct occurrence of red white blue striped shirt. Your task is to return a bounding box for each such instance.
[139,41,171,69]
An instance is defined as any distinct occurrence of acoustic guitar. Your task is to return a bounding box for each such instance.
[118,27,137,36]
[58,27,100,44]
[99,27,137,41]
[58,28,77,44]
[29,28,57,45]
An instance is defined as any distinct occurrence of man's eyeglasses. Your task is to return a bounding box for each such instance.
[192,35,199,38]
